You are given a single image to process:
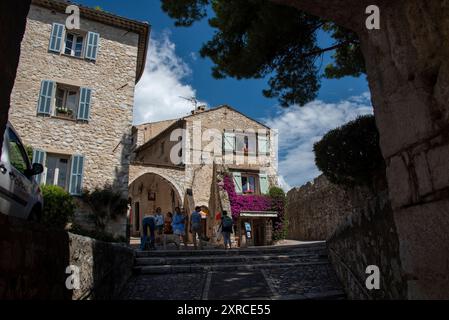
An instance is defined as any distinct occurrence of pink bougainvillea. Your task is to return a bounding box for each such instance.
[222,175,286,240]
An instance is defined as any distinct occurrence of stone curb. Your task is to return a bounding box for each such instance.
[134,253,328,266]
[134,261,331,275]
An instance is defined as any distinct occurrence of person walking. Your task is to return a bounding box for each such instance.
[140,212,156,251]
[190,206,203,250]
[172,207,187,249]
[163,212,174,249]
[154,207,164,235]
[221,211,233,250]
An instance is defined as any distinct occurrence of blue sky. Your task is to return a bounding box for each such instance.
[75,0,373,188]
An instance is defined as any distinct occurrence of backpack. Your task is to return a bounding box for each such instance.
[222,216,233,228]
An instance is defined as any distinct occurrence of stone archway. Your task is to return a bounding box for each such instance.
[128,171,183,237]
[129,164,187,204]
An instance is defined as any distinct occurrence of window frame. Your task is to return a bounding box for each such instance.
[44,153,72,190]
[224,130,267,157]
[240,173,260,195]
[53,84,80,120]
[63,31,86,58]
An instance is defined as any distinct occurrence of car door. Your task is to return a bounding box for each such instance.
[0,127,33,219]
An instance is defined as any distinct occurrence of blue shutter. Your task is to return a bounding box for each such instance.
[258,134,268,155]
[49,23,65,53]
[32,149,46,184]
[85,32,100,61]
[77,88,92,121]
[69,155,85,196]
[259,173,269,195]
[232,172,243,194]
[224,132,235,152]
[37,80,55,115]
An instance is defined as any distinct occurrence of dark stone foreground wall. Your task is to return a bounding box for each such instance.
[0,1,31,154]
[286,175,408,299]
[327,189,408,299]
[0,215,134,300]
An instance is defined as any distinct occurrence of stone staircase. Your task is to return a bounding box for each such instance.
[133,242,330,275]
[122,242,346,300]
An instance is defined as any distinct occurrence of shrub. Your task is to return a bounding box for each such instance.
[82,185,128,232]
[41,185,75,228]
[313,115,385,187]
[269,186,285,199]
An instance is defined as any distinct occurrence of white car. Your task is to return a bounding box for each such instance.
[0,122,44,221]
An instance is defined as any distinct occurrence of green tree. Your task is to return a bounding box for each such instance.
[160,0,363,107]
[82,185,128,232]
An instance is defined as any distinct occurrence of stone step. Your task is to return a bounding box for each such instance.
[135,252,328,266]
[268,290,346,300]
[134,261,330,275]
[135,243,327,258]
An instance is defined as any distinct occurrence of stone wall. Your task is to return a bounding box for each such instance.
[69,232,134,300]
[286,175,357,241]
[286,175,408,299]
[0,214,134,300]
[326,188,408,300]
[134,119,177,148]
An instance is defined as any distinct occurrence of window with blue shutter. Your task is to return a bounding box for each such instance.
[232,172,243,194]
[49,23,65,53]
[69,155,84,196]
[37,80,55,116]
[224,132,235,153]
[32,149,46,184]
[259,173,269,195]
[85,32,100,61]
[77,87,92,121]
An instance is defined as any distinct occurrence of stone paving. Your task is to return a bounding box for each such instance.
[121,273,207,300]
[121,267,344,300]
[120,243,345,300]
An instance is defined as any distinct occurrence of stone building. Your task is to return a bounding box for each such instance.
[129,105,279,246]
[8,0,150,237]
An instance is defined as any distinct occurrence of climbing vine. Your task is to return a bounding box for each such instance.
[222,174,286,240]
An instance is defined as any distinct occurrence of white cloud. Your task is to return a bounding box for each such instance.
[133,32,206,124]
[264,93,373,190]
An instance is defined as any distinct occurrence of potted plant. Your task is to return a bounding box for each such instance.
[56,107,74,118]
[56,106,68,115]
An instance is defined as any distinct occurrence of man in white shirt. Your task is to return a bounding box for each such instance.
[154,207,165,244]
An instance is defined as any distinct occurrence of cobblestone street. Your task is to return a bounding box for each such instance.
[120,243,345,300]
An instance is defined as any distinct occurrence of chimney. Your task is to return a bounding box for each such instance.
[191,105,207,115]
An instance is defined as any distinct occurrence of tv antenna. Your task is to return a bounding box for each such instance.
[179,96,199,109]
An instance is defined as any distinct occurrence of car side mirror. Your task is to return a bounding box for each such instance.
[30,163,44,176]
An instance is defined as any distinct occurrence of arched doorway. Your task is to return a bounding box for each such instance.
[129,173,182,237]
